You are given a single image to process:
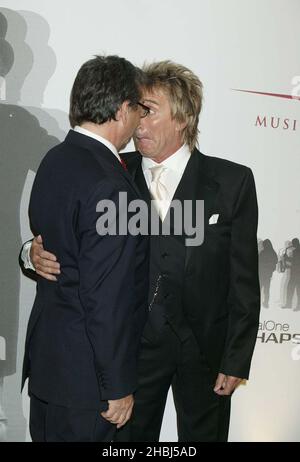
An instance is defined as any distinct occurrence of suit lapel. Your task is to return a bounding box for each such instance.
[123,149,220,273]
[182,150,220,272]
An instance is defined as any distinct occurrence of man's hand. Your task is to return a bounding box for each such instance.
[30,235,60,281]
[101,394,134,429]
[214,373,242,396]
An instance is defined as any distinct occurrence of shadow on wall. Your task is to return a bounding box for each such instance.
[0,8,68,442]
[258,239,277,309]
[258,237,300,311]
[279,238,300,311]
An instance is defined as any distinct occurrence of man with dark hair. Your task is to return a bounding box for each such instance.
[21,55,150,442]
[21,60,260,442]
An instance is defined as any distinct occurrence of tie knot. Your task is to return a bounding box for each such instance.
[149,165,165,183]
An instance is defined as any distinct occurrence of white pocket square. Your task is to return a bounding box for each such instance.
[209,214,219,225]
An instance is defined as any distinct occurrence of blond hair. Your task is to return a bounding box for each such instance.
[142,61,203,151]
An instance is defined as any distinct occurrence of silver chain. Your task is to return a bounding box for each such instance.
[148,274,162,312]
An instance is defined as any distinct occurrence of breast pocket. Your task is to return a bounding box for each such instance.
[207,219,231,238]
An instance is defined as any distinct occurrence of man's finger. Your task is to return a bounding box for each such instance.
[101,412,118,424]
[101,409,119,421]
[214,373,226,392]
[102,406,130,424]
[35,235,43,244]
[117,406,133,429]
[216,378,240,396]
[35,262,60,275]
[36,270,57,281]
[216,388,233,396]
[35,259,60,272]
[116,414,127,429]
[215,385,232,396]
[39,250,58,262]
[100,412,110,422]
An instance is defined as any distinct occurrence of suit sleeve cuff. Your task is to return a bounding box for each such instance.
[97,363,138,400]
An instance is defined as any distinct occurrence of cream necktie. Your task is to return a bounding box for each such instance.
[149,165,169,220]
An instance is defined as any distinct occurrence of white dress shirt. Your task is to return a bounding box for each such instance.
[142,143,191,220]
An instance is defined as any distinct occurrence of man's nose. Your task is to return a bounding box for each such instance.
[136,116,148,132]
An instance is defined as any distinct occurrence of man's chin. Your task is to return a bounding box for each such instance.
[135,140,153,157]
[135,146,151,157]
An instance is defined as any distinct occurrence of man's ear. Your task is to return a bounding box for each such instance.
[116,101,130,125]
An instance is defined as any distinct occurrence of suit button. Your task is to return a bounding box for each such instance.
[161,252,168,258]
[164,293,170,299]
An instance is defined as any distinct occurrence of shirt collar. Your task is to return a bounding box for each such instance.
[142,144,191,176]
[74,125,121,162]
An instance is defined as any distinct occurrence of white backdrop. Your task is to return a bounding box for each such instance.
[0,0,299,442]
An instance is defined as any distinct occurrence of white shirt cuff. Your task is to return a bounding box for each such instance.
[21,240,35,271]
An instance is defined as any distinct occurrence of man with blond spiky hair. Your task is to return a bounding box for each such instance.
[22,60,260,442]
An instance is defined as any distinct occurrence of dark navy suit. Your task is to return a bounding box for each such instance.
[22,130,149,441]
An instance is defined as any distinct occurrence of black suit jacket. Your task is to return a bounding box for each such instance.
[22,130,149,408]
[122,149,260,379]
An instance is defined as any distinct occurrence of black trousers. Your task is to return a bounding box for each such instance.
[115,323,231,442]
[30,394,116,442]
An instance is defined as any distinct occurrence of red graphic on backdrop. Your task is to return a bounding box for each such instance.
[232,88,300,101]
